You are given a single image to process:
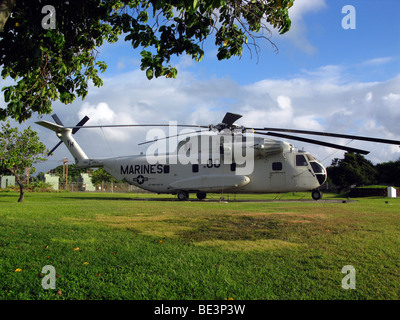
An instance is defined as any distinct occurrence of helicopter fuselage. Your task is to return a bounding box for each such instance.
[90,136,327,199]
[36,117,330,200]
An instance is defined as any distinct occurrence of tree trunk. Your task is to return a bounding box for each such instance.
[18,184,25,202]
[11,171,25,203]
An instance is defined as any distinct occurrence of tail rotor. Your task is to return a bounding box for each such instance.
[46,114,89,156]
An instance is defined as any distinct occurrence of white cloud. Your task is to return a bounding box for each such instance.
[360,57,394,67]
[382,93,400,103]
[78,102,137,142]
[300,65,345,84]
[79,102,117,124]
[277,95,292,111]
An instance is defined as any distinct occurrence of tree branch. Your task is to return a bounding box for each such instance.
[0,0,16,32]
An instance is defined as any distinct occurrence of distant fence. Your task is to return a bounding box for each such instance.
[62,182,153,193]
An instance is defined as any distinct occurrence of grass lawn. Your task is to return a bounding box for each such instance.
[0,191,399,300]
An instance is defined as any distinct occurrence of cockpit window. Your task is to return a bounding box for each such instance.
[310,162,324,173]
[296,155,308,166]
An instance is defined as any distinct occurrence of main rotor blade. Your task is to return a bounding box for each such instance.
[254,131,370,155]
[222,112,242,126]
[65,124,209,130]
[254,127,400,146]
[138,129,210,146]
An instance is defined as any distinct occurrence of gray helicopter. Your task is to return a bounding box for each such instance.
[37,112,400,201]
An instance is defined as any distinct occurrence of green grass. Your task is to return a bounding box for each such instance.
[0,191,399,300]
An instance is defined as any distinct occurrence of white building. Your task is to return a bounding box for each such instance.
[43,174,59,191]
[0,175,16,189]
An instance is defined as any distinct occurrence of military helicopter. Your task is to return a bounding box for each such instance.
[36,112,400,201]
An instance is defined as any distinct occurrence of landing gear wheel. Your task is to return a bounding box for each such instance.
[177,190,189,201]
[311,190,322,201]
[196,192,207,200]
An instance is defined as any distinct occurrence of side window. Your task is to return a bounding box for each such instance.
[272,162,283,171]
[192,164,199,173]
[296,155,308,166]
[164,165,170,174]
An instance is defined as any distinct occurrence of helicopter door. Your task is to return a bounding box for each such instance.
[270,161,286,190]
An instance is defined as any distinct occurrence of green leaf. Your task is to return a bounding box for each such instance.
[3,87,11,103]
[146,68,153,80]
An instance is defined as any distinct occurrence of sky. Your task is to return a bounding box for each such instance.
[2,0,400,174]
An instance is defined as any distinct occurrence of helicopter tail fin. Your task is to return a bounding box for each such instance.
[36,116,90,167]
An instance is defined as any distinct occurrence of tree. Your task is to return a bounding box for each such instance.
[327,152,377,192]
[375,159,400,187]
[0,122,48,202]
[0,0,294,122]
[91,167,115,191]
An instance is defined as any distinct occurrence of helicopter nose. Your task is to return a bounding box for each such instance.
[316,171,327,185]
[310,161,327,186]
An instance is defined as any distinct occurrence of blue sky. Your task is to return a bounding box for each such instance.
[100,0,400,83]
[2,0,400,173]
